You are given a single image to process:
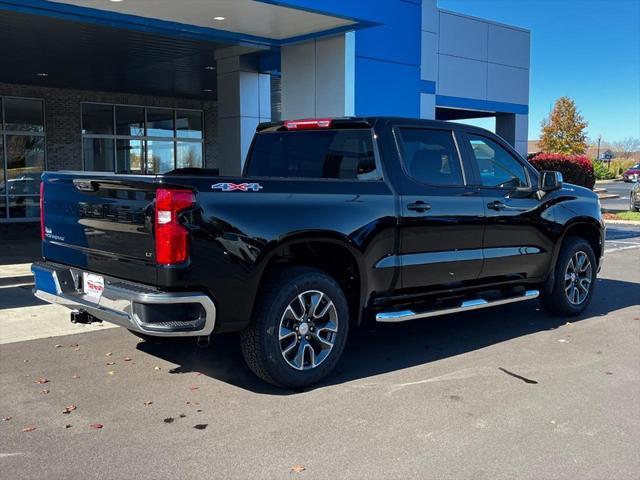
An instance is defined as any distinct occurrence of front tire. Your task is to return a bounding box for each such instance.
[540,237,597,316]
[240,267,350,388]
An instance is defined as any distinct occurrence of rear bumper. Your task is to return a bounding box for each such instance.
[31,262,216,337]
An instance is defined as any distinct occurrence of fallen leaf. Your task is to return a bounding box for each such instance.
[2,416,12,421]
[105,352,112,357]
[54,344,63,348]
[163,417,175,424]
[22,426,36,433]
[74,347,81,351]
[194,372,203,376]
[179,413,186,418]
[123,357,132,362]
[193,424,207,430]
[106,362,115,366]
[604,371,613,375]
[62,405,77,414]
[291,465,306,473]
[143,401,153,406]
[186,400,200,406]
[89,423,103,429]
[558,339,569,343]
[196,409,203,413]
[189,385,199,391]
[107,371,115,376]
[23,359,29,363]
[154,366,161,371]
[35,378,49,384]
[565,322,572,326]
[69,343,79,348]
[64,424,72,429]
[40,389,50,395]
[72,375,80,379]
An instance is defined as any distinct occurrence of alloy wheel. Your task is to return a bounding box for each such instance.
[278,290,338,370]
[564,250,592,305]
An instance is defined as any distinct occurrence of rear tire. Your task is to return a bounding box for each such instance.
[240,266,350,389]
[540,237,597,316]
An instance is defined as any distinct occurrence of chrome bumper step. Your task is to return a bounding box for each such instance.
[375,290,540,323]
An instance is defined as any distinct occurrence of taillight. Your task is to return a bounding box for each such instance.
[284,118,333,130]
[155,188,195,265]
[40,181,45,241]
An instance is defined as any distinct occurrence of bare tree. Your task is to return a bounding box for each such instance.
[612,137,640,159]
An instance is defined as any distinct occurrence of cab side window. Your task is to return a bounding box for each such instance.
[467,134,529,189]
[398,128,464,186]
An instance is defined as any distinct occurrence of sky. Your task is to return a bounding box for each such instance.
[438,0,640,143]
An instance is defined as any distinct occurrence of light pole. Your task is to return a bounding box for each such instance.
[596,135,601,163]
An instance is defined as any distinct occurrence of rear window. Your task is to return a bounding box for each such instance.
[245,129,380,180]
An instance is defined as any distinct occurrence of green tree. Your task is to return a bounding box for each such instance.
[539,96,589,155]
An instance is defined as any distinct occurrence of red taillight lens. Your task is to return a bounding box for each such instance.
[40,181,45,241]
[155,188,195,265]
[284,118,332,130]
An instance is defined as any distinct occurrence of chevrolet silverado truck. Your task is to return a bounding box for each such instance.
[32,117,605,388]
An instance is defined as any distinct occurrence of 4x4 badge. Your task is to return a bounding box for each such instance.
[212,182,263,192]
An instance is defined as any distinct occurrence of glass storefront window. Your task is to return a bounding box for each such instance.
[146,140,174,173]
[81,104,204,175]
[1,96,46,221]
[3,98,44,132]
[83,138,114,171]
[82,104,114,135]
[5,135,45,193]
[176,142,203,169]
[8,195,40,218]
[176,110,203,139]
[116,106,145,136]
[116,139,144,174]
[147,108,174,137]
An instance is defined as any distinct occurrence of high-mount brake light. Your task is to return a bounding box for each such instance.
[284,118,333,130]
[155,188,195,265]
[40,181,45,240]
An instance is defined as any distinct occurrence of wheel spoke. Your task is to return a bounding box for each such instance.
[279,325,296,341]
[310,331,333,349]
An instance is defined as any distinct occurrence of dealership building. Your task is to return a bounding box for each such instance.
[0,0,530,222]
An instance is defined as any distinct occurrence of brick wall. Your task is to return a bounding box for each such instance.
[0,83,218,171]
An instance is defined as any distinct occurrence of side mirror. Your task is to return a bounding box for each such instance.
[539,171,563,192]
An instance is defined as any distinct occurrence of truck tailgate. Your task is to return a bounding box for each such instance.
[41,172,158,285]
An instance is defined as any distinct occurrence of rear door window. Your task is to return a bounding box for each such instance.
[398,128,465,186]
[246,129,380,180]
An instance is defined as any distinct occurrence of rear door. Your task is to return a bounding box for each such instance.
[42,172,158,284]
[460,130,554,281]
[393,124,485,290]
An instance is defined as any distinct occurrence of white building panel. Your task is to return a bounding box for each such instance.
[421,31,438,82]
[438,54,487,100]
[487,63,529,105]
[488,24,530,69]
[438,12,488,62]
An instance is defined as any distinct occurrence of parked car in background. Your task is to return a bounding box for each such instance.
[622,164,640,182]
[630,182,640,212]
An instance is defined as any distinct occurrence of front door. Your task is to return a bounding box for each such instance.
[461,131,554,281]
[394,126,485,291]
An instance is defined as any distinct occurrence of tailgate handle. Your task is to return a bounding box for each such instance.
[73,180,98,192]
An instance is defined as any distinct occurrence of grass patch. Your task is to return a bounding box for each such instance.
[604,211,640,221]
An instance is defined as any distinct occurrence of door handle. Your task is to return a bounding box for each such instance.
[487,200,506,211]
[407,201,431,213]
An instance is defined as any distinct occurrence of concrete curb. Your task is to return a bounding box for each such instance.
[604,219,640,226]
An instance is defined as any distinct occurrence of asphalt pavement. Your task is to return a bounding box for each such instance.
[0,225,639,480]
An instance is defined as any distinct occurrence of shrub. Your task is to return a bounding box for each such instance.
[593,160,616,180]
[529,153,596,189]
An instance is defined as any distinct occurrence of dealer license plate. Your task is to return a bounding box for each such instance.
[83,272,104,301]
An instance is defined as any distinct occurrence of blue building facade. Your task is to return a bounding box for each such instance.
[0,0,529,221]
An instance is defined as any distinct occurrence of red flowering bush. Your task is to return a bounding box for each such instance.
[528,153,595,190]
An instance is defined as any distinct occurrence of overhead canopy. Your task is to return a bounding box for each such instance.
[0,0,371,99]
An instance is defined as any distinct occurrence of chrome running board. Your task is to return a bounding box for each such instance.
[375,290,540,323]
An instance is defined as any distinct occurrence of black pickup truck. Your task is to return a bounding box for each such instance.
[32,117,604,388]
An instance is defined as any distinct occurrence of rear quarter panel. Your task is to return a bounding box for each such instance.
[158,176,397,331]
